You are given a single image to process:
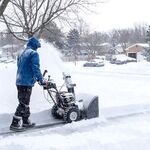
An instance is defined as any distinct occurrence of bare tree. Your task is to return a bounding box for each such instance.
[131,24,147,43]
[108,24,147,51]
[0,0,10,16]
[82,31,107,58]
[0,0,100,41]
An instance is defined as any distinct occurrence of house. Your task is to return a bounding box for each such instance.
[125,43,149,61]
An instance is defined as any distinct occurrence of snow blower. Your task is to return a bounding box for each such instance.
[42,70,99,123]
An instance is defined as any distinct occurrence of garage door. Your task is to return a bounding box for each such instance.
[128,53,137,59]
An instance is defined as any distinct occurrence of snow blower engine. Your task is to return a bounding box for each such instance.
[42,70,99,123]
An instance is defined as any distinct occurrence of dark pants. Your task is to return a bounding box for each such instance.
[14,85,32,121]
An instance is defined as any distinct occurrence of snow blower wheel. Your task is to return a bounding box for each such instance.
[51,104,62,119]
[63,106,80,123]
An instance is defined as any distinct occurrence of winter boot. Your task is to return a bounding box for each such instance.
[10,116,23,131]
[22,117,35,128]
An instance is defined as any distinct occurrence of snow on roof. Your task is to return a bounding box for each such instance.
[137,43,149,47]
[125,43,149,50]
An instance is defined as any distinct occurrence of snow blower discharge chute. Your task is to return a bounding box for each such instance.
[42,70,99,123]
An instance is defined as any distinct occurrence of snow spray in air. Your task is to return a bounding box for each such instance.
[38,39,66,84]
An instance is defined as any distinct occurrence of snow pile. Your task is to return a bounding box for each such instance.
[1,114,150,150]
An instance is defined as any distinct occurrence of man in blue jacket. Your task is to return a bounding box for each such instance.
[10,37,45,131]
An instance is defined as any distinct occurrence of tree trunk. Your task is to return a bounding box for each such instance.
[0,0,10,16]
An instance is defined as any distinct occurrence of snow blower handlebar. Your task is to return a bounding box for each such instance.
[41,70,56,90]
[43,69,48,77]
[41,70,63,105]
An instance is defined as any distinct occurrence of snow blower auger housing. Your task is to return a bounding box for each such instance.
[42,70,99,123]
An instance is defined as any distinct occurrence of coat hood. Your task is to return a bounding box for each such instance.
[27,37,41,50]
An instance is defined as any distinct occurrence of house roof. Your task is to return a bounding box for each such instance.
[125,43,149,50]
[135,43,149,48]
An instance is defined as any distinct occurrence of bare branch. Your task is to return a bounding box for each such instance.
[2,14,26,41]
[1,0,102,40]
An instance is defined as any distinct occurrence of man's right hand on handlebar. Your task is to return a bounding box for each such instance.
[38,79,56,89]
[38,79,48,86]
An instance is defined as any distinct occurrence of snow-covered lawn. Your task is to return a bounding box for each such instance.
[1,40,150,150]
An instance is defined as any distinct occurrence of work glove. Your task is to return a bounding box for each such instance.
[38,79,47,86]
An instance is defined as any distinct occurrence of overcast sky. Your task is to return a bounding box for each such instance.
[85,0,150,32]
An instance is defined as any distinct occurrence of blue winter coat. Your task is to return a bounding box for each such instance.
[16,37,43,87]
